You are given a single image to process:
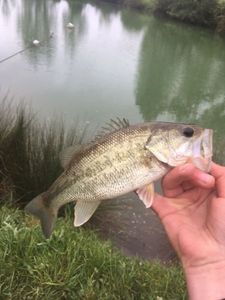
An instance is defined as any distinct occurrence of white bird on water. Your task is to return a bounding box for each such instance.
[32,40,40,46]
[66,22,74,29]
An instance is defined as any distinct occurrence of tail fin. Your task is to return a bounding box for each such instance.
[24,193,57,238]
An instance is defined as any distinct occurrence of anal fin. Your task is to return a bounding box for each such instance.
[136,183,154,208]
[74,200,101,227]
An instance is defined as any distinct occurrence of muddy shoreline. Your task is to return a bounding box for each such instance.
[96,192,176,262]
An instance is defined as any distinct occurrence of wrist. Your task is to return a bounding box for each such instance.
[184,260,225,300]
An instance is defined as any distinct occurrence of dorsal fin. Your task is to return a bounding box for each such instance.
[94,117,130,141]
[59,144,85,169]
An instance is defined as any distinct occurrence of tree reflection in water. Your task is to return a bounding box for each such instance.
[135,17,225,139]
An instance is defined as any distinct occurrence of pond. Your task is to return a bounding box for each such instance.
[1,0,225,134]
[1,0,225,260]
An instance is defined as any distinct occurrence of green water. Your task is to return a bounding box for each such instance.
[0,0,225,137]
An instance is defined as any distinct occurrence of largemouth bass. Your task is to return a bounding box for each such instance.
[25,121,213,238]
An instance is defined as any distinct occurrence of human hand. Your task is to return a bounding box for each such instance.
[152,162,225,300]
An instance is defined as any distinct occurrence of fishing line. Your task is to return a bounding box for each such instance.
[0,33,54,64]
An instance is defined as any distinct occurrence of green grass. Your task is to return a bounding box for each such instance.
[0,206,186,300]
[0,99,88,208]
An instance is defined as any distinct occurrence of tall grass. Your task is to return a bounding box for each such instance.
[0,99,87,208]
[0,206,186,299]
[0,98,127,232]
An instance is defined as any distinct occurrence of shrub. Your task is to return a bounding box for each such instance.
[215,1,225,32]
[153,0,217,27]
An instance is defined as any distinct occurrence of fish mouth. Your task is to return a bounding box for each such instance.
[191,128,213,172]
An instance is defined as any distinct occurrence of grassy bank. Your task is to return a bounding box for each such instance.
[0,206,186,299]
[0,101,187,299]
[0,100,224,298]
[0,100,85,208]
[100,0,225,32]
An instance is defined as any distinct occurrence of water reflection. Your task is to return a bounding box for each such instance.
[91,0,120,25]
[1,0,15,17]
[136,17,225,136]
[20,1,53,65]
[16,0,88,66]
[121,9,148,32]
[0,0,144,126]
[0,0,225,135]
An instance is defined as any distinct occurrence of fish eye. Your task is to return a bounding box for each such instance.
[183,127,194,138]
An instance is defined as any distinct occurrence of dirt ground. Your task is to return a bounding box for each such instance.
[97,192,176,262]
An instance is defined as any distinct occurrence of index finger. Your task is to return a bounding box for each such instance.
[162,163,215,197]
[210,162,225,198]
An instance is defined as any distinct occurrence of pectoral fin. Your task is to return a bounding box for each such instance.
[59,144,85,169]
[74,200,101,227]
[136,183,154,208]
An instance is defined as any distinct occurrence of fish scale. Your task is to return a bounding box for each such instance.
[25,121,213,238]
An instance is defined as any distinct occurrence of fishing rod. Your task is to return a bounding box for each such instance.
[0,33,54,64]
